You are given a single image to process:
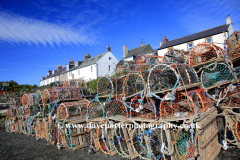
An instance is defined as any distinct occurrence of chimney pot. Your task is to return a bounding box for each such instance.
[84,53,91,60]
[107,45,111,52]
[123,45,128,58]
[141,42,144,46]
[163,35,168,44]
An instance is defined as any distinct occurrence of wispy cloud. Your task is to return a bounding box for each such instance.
[0,11,96,46]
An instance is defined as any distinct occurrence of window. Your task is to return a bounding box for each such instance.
[91,58,95,61]
[187,42,193,51]
[109,57,112,60]
[168,47,174,56]
[108,65,111,71]
[98,55,102,59]
[78,70,80,75]
[91,66,93,72]
[205,37,212,43]
[66,65,69,71]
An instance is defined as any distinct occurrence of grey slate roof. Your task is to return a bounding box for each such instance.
[125,44,153,58]
[75,52,108,69]
[47,67,66,79]
[159,24,230,49]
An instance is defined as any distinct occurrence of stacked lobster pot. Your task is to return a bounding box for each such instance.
[5,30,240,160]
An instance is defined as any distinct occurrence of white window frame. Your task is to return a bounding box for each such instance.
[108,65,111,71]
[187,42,194,51]
[205,36,212,43]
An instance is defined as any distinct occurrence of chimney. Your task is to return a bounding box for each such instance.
[160,41,162,47]
[226,15,232,25]
[84,53,91,60]
[69,59,74,65]
[123,45,128,58]
[57,65,62,71]
[141,42,144,46]
[163,35,168,44]
[107,45,111,52]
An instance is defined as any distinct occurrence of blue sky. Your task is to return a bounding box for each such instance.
[0,0,239,86]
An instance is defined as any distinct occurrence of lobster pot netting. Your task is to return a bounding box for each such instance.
[235,117,240,141]
[149,127,171,160]
[123,72,145,97]
[160,92,196,119]
[87,100,105,120]
[9,98,17,109]
[30,103,42,117]
[78,99,89,117]
[68,79,87,88]
[17,106,24,116]
[186,88,212,112]
[97,77,114,97]
[35,90,42,103]
[224,31,240,60]
[57,102,80,120]
[97,126,111,154]
[111,77,125,95]
[189,42,224,66]
[112,60,134,78]
[23,107,30,117]
[7,107,17,117]
[163,49,186,63]
[84,127,98,150]
[79,88,92,97]
[105,99,129,120]
[130,95,157,119]
[201,62,235,89]
[42,89,50,106]
[22,93,35,107]
[50,87,81,103]
[133,54,152,72]
[16,97,22,109]
[175,129,197,160]
[148,64,199,93]
[63,80,70,87]
[216,85,240,108]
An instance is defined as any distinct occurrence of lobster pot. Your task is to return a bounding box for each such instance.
[56,125,67,148]
[42,118,49,141]
[87,100,104,120]
[217,85,240,108]
[7,107,17,117]
[133,54,152,72]
[23,107,30,117]
[68,79,87,88]
[130,94,157,119]
[22,93,35,107]
[105,99,129,120]
[195,108,221,160]
[50,87,80,103]
[112,60,134,78]
[9,98,17,109]
[189,42,224,66]
[30,103,42,117]
[42,88,50,106]
[35,90,42,103]
[175,128,197,160]
[17,106,24,116]
[224,30,240,60]
[57,102,81,120]
[123,72,145,97]
[110,77,125,96]
[79,88,92,97]
[97,77,114,97]
[186,88,213,112]
[16,97,22,109]
[63,80,70,87]
[160,92,196,119]
[35,120,42,139]
[49,118,57,144]
[147,64,199,93]
[201,62,235,89]
[163,49,186,63]
[78,99,89,117]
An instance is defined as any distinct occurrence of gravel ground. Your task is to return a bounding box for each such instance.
[0,123,239,160]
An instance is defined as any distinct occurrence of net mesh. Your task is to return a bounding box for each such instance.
[57,102,80,120]
[112,60,134,78]
[224,30,240,60]
[201,62,235,88]
[189,42,224,66]
[130,95,157,119]
[105,99,129,120]
[16,97,22,109]
[30,103,42,117]
[87,100,104,120]
[160,92,196,119]
[42,89,50,106]
[50,87,81,103]
[123,72,145,97]
[163,49,186,64]
[97,77,114,97]
[22,93,35,107]
[9,98,16,109]
[7,107,16,117]
[35,90,42,103]
[218,85,240,108]
[133,54,152,72]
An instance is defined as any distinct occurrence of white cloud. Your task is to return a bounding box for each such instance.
[0,12,95,46]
